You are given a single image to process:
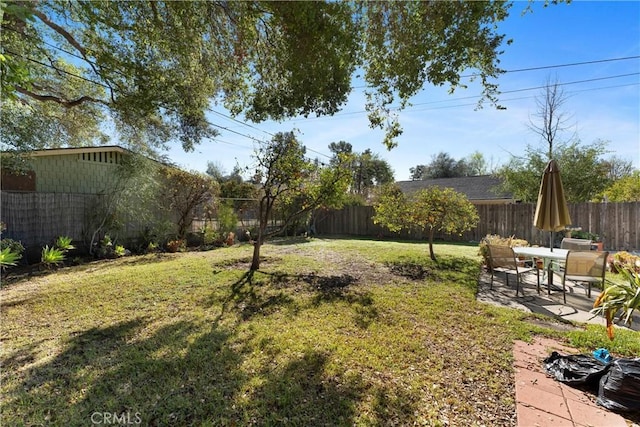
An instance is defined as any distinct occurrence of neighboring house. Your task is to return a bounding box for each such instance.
[396,175,516,204]
[1,146,131,194]
[0,146,167,251]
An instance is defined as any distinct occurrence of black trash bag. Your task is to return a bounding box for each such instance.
[597,357,640,413]
[543,351,610,390]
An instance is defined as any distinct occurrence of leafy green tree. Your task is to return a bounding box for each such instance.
[250,131,351,270]
[158,168,219,239]
[465,151,489,176]
[600,171,640,202]
[328,142,394,202]
[409,152,471,179]
[2,1,514,151]
[498,140,611,203]
[373,185,479,261]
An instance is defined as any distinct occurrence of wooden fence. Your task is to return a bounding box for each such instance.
[315,202,640,252]
[2,191,638,252]
[1,191,103,248]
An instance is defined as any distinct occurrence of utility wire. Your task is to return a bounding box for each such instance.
[300,72,640,119]
[2,48,111,89]
[460,55,640,78]
[352,55,640,89]
[7,46,637,157]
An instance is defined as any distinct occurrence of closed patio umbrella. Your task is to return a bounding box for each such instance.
[534,159,571,251]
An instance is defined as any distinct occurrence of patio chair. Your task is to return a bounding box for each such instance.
[487,245,540,297]
[560,250,609,304]
[552,238,594,275]
[560,238,593,251]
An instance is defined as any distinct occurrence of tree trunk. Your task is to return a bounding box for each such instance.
[428,228,436,261]
[250,197,269,271]
[250,239,261,271]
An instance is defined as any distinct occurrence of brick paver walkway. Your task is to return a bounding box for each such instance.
[513,337,628,427]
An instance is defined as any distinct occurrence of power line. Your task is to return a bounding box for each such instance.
[352,55,640,89]
[208,108,275,138]
[299,72,640,118]
[461,55,640,78]
[2,48,111,89]
[7,46,637,156]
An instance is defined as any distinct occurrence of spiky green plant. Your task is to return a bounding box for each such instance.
[41,246,65,268]
[55,236,75,252]
[114,245,126,257]
[591,265,640,340]
[0,247,22,269]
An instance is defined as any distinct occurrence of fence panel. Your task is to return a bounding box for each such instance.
[2,191,638,252]
[315,202,640,251]
[1,191,101,247]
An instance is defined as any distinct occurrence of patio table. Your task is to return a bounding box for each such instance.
[512,247,569,289]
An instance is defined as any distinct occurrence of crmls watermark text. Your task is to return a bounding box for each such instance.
[90,412,142,425]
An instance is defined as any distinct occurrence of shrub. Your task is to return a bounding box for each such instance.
[0,238,25,256]
[0,247,22,270]
[225,231,235,246]
[114,245,127,257]
[166,239,186,253]
[201,224,217,246]
[41,246,65,268]
[608,251,640,274]
[478,234,529,266]
[93,235,127,259]
[55,236,75,252]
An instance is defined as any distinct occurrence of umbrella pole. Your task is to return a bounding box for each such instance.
[550,231,554,252]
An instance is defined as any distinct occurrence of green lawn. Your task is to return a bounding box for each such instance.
[1,238,638,426]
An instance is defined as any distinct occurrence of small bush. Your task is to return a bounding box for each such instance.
[0,238,25,256]
[0,247,22,269]
[478,234,529,266]
[608,251,640,274]
[93,235,127,259]
[41,246,65,268]
[55,236,75,252]
[166,239,186,253]
[114,245,127,257]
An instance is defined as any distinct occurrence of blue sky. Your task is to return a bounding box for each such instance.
[165,1,640,181]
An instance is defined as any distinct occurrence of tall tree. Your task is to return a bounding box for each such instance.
[497,140,611,203]
[409,152,471,179]
[158,169,219,239]
[329,143,394,201]
[250,131,351,270]
[465,151,489,176]
[2,1,513,152]
[528,76,575,160]
[601,156,635,181]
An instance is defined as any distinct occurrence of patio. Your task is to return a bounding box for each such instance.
[477,268,640,332]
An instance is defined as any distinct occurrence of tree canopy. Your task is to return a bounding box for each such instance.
[328,141,394,203]
[409,151,489,180]
[1,1,511,153]
[373,185,479,261]
[249,131,351,270]
[497,139,616,203]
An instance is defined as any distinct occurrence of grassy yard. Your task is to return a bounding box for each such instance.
[1,238,638,426]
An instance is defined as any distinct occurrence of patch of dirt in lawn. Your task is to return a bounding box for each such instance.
[524,316,582,332]
[273,245,411,286]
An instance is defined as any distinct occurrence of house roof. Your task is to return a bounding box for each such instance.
[29,145,129,157]
[396,175,516,203]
